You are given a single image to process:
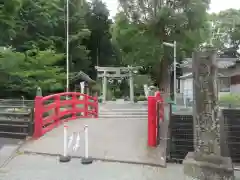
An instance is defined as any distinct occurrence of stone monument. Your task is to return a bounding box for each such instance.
[183,49,234,179]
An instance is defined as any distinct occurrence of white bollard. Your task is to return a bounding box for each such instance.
[85,125,88,158]
[81,125,93,165]
[59,125,71,162]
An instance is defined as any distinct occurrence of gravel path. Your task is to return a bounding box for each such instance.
[0,154,184,180]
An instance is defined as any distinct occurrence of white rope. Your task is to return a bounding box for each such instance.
[61,124,92,164]
[73,132,81,152]
[67,132,74,149]
[62,124,88,156]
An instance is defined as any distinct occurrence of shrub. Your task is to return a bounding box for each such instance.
[219,93,240,106]
[137,95,146,101]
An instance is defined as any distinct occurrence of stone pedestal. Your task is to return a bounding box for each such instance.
[183,152,234,180]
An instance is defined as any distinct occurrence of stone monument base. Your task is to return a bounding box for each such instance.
[183,152,234,180]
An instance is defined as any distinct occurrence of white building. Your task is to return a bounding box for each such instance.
[179,57,240,103]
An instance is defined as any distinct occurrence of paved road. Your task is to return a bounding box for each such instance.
[0,138,22,167]
[0,138,21,149]
[1,153,240,180]
[20,118,166,166]
[0,153,183,180]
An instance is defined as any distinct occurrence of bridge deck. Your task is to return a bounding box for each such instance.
[20,117,165,166]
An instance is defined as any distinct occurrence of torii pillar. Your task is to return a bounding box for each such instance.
[102,71,107,102]
[129,70,134,102]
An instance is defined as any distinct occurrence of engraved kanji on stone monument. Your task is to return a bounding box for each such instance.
[192,50,220,154]
[183,49,234,180]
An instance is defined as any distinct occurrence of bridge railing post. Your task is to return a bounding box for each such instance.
[72,93,77,119]
[33,96,43,138]
[94,95,98,118]
[148,95,157,147]
[54,94,60,126]
[84,95,88,117]
[148,91,164,147]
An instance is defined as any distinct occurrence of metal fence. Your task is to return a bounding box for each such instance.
[168,113,194,163]
[222,109,240,163]
[167,109,240,164]
[0,99,34,109]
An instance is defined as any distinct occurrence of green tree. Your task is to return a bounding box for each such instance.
[85,0,119,78]
[209,9,240,57]
[0,48,65,98]
[0,0,23,46]
[0,0,92,97]
[0,0,119,97]
[114,0,210,90]
[112,12,162,67]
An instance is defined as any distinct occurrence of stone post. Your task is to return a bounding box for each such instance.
[102,71,107,102]
[36,87,42,96]
[80,81,85,94]
[129,70,134,102]
[79,81,85,115]
[183,49,234,179]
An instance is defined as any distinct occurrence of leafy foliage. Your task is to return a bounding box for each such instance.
[0,0,239,100]
[219,93,240,106]
[85,0,119,78]
[0,49,65,97]
[210,9,240,58]
[0,0,116,98]
[113,0,211,89]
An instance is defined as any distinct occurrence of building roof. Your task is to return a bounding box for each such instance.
[179,72,227,79]
[70,71,95,84]
[180,57,238,69]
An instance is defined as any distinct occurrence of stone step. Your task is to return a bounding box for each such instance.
[99,114,148,118]
[99,108,147,112]
[99,111,147,115]
[100,104,148,109]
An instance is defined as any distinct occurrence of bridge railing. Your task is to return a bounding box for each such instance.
[147,91,164,147]
[33,92,98,138]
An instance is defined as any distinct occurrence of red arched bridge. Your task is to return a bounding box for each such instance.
[33,92,98,138]
[19,91,167,166]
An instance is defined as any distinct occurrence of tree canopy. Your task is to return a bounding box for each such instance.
[0,0,116,98]
[209,9,240,58]
[0,0,239,99]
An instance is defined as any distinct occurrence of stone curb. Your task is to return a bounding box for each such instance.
[22,150,167,168]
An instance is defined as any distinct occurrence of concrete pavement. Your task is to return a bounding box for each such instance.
[1,153,240,180]
[0,153,183,180]
[19,118,166,166]
[0,138,23,167]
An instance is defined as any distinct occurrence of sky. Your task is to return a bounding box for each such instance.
[102,0,240,18]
